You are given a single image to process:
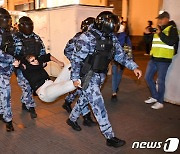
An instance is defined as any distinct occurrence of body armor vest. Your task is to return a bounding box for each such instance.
[0,30,15,56]
[17,33,42,57]
[93,36,113,73]
[80,30,113,77]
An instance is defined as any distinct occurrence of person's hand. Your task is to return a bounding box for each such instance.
[144,28,151,34]
[133,68,142,79]
[156,25,161,34]
[13,60,20,67]
[73,80,81,88]
[58,61,64,69]
[22,64,26,69]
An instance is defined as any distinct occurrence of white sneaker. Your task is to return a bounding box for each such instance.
[151,102,164,109]
[144,97,157,104]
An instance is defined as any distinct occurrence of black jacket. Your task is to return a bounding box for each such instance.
[22,53,51,92]
[144,20,179,62]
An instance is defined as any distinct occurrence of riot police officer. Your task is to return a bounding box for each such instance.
[66,11,142,147]
[14,16,46,119]
[0,8,18,132]
[63,17,96,127]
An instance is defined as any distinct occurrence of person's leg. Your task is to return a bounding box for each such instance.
[64,88,96,126]
[112,64,118,94]
[37,80,76,103]
[145,60,158,100]
[111,64,119,102]
[79,93,97,127]
[80,73,114,137]
[85,75,125,147]
[148,43,152,54]
[67,93,89,131]
[0,75,14,132]
[65,89,80,103]
[0,89,3,119]
[86,83,114,138]
[116,65,124,91]
[54,64,71,83]
[16,69,36,109]
[67,74,125,147]
[156,62,171,103]
[69,93,89,122]
[145,43,149,54]
[16,69,37,118]
[62,89,81,113]
[145,43,151,55]
[0,76,4,121]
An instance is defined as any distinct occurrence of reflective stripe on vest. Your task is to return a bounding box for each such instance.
[150,25,174,59]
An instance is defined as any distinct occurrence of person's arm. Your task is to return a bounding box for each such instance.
[38,53,64,68]
[50,55,64,68]
[158,26,179,46]
[12,60,20,67]
[64,38,75,62]
[71,33,91,86]
[64,33,81,62]
[13,33,23,58]
[113,36,142,79]
[0,50,15,64]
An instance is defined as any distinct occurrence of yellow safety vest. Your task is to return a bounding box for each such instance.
[150,25,174,59]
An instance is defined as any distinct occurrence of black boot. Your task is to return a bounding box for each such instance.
[106,137,126,148]
[29,107,37,119]
[62,100,72,113]
[6,121,14,132]
[0,114,3,120]
[0,114,5,123]
[66,119,81,131]
[111,95,118,102]
[22,103,29,111]
[0,114,6,123]
[83,112,97,127]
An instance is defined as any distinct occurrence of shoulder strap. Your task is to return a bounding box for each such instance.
[15,32,25,41]
[89,30,101,40]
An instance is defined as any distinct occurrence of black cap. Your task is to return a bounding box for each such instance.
[156,11,170,19]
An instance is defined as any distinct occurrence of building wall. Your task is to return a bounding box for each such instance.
[163,0,180,30]
[128,0,163,36]
[6,0,15,10]
[163,0,180,105]
[121,0,127,20]
[108,0,122,16]
[80,0,107,6]
[38,0,107,8]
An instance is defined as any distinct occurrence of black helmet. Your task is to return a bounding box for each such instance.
[0,8,12,30]
[95,11,116,34]
[81,17,95,32]
[18,16,34,35]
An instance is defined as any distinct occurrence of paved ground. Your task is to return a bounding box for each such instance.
[0,51,180,154]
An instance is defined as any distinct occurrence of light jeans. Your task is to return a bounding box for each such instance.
[37,64,76,102]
